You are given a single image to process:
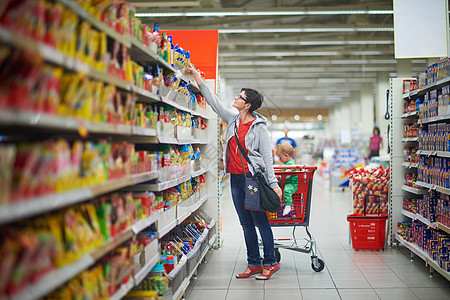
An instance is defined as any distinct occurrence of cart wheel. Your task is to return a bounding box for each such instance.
[274,248,281,263]
[311,258,325,272]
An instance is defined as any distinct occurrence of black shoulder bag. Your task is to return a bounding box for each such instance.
[234,125,281,213]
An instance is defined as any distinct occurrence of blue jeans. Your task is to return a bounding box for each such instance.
[230,173,277,267]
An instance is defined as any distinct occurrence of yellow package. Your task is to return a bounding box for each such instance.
[48,214,66,267]
[72,76,93,120]
[85,29,99,67]
[57,9,78,56]
[97,32,107,71]
[76,22,90,62]
[59,73,81,116]
[83,203,103,245]
[91,81,104,122]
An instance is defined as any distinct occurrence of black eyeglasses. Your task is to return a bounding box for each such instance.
[237,95,247,102]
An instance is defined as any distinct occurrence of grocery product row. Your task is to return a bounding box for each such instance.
[390,73,450,281]
[0,139,208,223]
[0,171,209,299]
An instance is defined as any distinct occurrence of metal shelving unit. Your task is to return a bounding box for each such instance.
[397,234,450,281]
[391,77,450,282]
[0,2,220,298]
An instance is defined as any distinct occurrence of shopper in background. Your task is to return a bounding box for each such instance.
[367,126,383,160]
[276,127,298,162]
[185,64,282,280]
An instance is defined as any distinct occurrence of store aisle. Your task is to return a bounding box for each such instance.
[185,176,450,300]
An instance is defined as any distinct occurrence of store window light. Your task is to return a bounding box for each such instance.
[271,115,278,121]
[317,114,323,121]
[294,115,300,121]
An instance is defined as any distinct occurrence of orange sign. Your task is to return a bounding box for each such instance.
[164,30,219,81]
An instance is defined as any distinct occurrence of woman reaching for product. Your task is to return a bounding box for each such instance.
[184,64,282,280]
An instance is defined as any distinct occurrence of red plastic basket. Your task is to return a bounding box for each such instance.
[347,214,388,251]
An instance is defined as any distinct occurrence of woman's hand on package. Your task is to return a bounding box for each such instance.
[184,64,202,84]
[273,187,282,200]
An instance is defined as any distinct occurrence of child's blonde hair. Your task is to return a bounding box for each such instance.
[275,143,294,157]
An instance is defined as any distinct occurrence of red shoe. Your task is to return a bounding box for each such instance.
[255,263,280,280]
[236,266,263,278]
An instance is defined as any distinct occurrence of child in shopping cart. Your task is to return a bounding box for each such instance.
[275,143,299,216]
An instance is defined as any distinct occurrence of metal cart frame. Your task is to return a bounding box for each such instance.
[264,165,325,272]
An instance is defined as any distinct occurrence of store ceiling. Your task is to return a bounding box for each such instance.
[132,0,427,112]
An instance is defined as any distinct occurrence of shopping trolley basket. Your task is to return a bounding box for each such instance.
[264,165,325,272]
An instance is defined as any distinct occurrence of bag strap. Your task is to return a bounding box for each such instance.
[234,122,255,170]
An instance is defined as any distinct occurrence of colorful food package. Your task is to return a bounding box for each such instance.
[350,166,390,214]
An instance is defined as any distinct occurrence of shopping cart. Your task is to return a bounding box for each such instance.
[264,165,325,272]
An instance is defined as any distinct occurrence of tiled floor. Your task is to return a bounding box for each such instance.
[185,176,450,299]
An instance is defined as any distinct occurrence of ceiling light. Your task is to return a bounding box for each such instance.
[220,59,427,66]
[220,51,388,57]
[294,115,300,121]
[317,114,323,120]
[349,51,383,55]
[135,10,393,18]
[217,27,393,34]
[232,40,394,46]
[271,115,278,121]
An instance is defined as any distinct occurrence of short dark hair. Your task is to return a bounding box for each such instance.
[241,88,263,113]
[373,126,380,135]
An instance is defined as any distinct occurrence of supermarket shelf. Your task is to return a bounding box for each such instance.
[158,136,180,144]
[415,181,450,196]
[401,184,428,195]
[402,77,450,99]
[401,111,419,118]
[172,278,190,300]
[437,223,450,234]
[177,205,193,225]
[419,114,450,124]
[133,86,161,103]
[416,150,450,158]
[91,230,134,261]
[0,171,158,225]
[128,172,192,192]
[10,254,94,300]
[191,139,209,144]
[158,219,178,238]
[161,97,195,115]
[397,234,450,281]
[396,234,427,260]
[401,162,418,168]
[131,213,161,234]
[401,209,416,220]
[209,232,217,247]
[437,186,450,196]
[158,57,177,73]
[191,195,208,213]
[57,0,131,47]
[414,180,435,190]
[134,246,161,286]
[191,168,208,178]
[111,278,135,300]
[415,150,436,156]
[416,214,438,228]
[130,36,159,62]
[132,126,157,137]
[0,26,131,91]
[402,209,438,228]
[172,233,211,300]
[401,137,419,142]
[0,109,158,138]
[178,174,192,184]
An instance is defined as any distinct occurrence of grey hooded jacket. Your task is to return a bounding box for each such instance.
[199,82,279,189]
